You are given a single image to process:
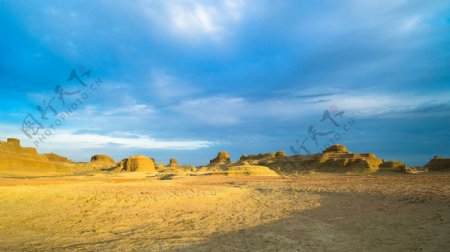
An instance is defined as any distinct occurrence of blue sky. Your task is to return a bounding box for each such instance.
[1,0,449,166]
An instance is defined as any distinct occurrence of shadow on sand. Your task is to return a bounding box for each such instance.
[168,193,450,252]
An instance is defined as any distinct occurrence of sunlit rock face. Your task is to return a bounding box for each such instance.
[234,145,384,174]
[91,154,115,167]
[44,153,72,163]
[210,151,231,165]
[115,155,156,173]
[0,138,119,176]
[323,144,349,153]
[0,138,70,176]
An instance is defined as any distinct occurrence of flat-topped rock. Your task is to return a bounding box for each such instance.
[116,155,156,173]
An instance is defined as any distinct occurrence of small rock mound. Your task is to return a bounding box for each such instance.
[90,154,115,167]
[323,144,349,153]
[210,151,231,165]
[115,155,156,173]
[275,151,286,158]
[378,161,407,172]
[426,156,450,171]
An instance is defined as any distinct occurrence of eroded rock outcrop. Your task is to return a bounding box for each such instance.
[90,154,115,167]
[0,138,76,176]
[426,156,450,171]
[0,138,64,172]
[323,144,349,153]
[115,155,156,173]
[169,158,179,168]
[275,151,286,158]
[210,151,231,165]
[0,138,122,176]
[236,144,383,174]
[377,161,408,173]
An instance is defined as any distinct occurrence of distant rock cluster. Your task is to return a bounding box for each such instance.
[0,137,448,177]
[228,144,427,175]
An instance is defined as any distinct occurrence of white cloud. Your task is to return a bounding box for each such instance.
[102,104,155,116]
[141,0,246,42]
[169,90,450,126]
[171,96,246,125]
[150,70,199,99]
[42,130,213,150]
[0,124,214,153]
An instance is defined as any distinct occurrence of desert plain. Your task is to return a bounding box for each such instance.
[1,173,450,251]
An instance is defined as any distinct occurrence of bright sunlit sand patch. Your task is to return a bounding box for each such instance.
[0,176,320,251]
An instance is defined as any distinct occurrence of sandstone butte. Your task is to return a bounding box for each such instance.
[115,155,156,173]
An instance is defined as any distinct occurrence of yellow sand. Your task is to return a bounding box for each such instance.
[1,174,450,251]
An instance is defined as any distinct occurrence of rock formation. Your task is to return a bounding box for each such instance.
[275,151,286,158]
[169,158,178,168]
[426,156,450,171]
[240,153,276,161]
[115,155,156,173]
[90,154,115,167]
[377,161,407,173]
[0,138,70,176]
[0,138,121,176]
[323,144,349,153]
[210,151,231,165]
[236,144,383,174]
[223,165,279,176]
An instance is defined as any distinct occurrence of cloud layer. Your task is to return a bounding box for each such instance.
[1,0,449,165]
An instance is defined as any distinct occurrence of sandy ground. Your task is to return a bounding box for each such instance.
[0,174,449,251]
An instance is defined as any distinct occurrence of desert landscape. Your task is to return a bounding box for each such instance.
[0,137,449,251]
[2,1,450,251]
